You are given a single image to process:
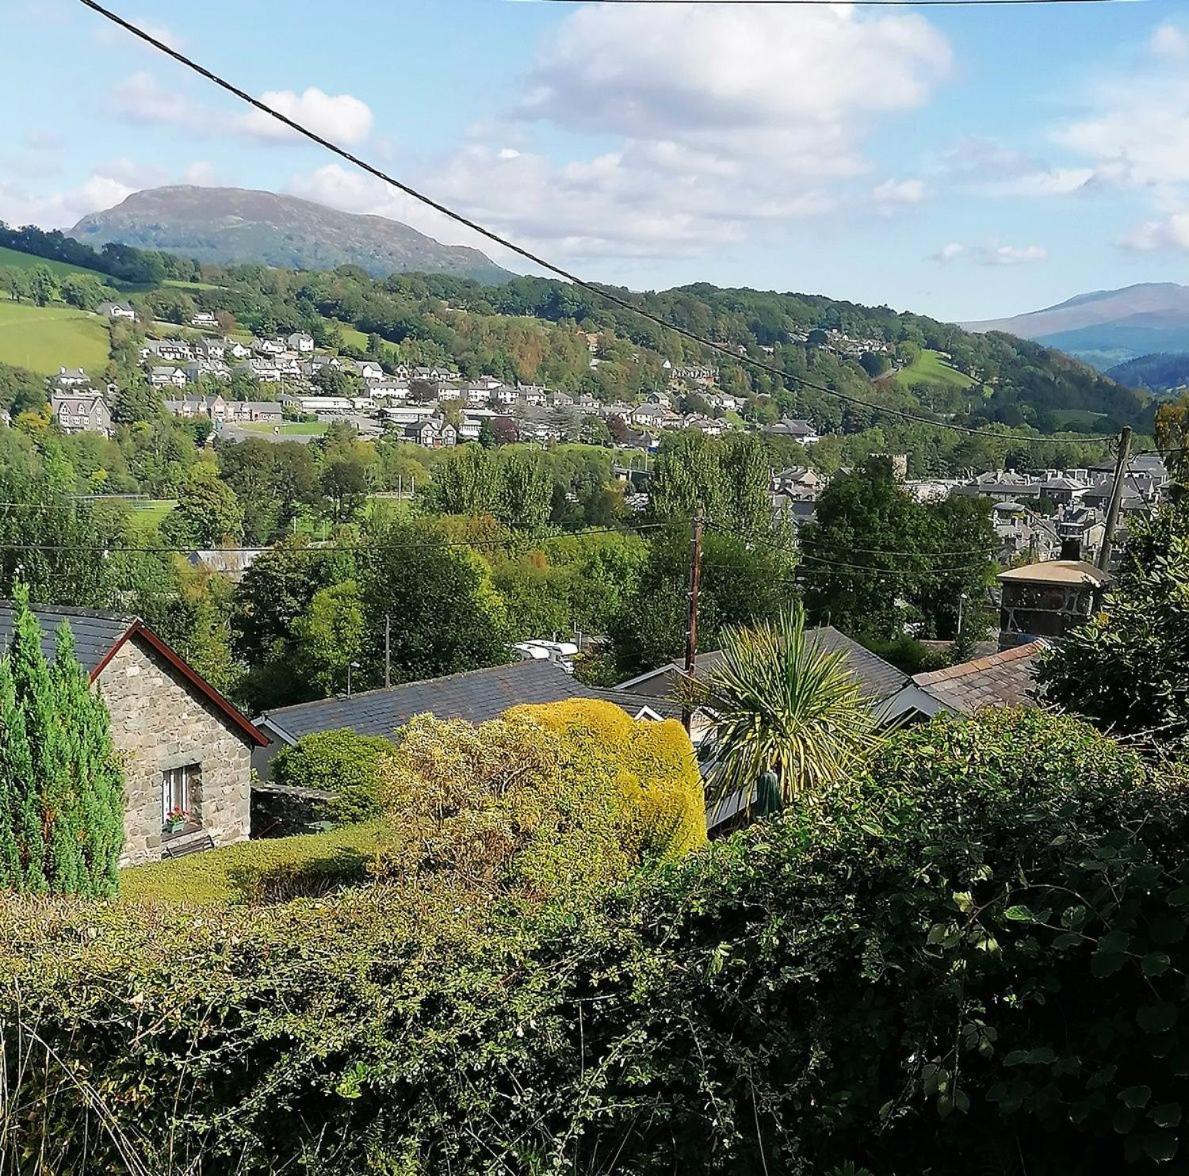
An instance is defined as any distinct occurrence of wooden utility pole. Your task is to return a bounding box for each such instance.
[384,614,392,688]
[682,513,704,734]
[1097,425,1133,572]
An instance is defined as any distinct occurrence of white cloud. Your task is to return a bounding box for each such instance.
[237,88,373,145]
[109,71,209,132]
[108,75,373,148]
[931,242,967,263]
[0,173,136,229]
[1150,23,1188,60]
[95,19,184,51]
[981,167,1095,198]
[1121,212,1189,252]
[930,241,1047,266]
[872,178,928,208]
[982,243,1047,266]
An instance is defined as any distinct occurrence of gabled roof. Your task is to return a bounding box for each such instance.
[913,641,1047,714]
[256,658,682,746]
[0,602,266,746]
[615,625,909,703]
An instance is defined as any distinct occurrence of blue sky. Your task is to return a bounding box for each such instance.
[4,0,1189,321]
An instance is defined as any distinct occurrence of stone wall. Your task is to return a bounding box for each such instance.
[97,638,253,866]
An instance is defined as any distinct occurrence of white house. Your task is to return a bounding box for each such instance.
[97,301,136,322]
[287,332,315,353]
[53,366,91,388]
[150,366,189,389]
[190,312,219,329]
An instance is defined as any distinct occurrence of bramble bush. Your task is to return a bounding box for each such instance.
[2,708,1188,1173]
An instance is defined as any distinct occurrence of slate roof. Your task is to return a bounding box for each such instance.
[615,625,909,703]
[998,559,1111,588]
[913,641,1047,715]
[0,602,132,673]
[256,658,683,745]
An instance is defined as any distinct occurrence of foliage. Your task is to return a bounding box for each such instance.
[5,710,1189,1173]
[272,728,392,825]
[427,443,553,530]
[649,431,771,533]
[615,522,797,672]
[800,457,998,640]
[354,514,512,687]
[121,820,388,906]
[162,462,245,547]
[0,589,123,896]
[1036,504,1189,746]
[694,605,877,809]
[295,580,366,696]
[1154,392,1189,486]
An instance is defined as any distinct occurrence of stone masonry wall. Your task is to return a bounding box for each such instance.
[97,639,252,867]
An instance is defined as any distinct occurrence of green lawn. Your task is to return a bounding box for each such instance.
[240,420,328,436]
[0,300,110,376]
[893,348,978,392]
[126,499,177,535]
[1049,409,1108,429]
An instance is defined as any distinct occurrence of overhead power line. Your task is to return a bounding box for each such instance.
[77,0,1114,447]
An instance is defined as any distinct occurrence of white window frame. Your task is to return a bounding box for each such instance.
[162,763,201,829]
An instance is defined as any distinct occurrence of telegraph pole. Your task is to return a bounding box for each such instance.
[682,512,704,734]
[1097,425,1133,572]
[384,615,392,688]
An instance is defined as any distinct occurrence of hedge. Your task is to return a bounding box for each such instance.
[120,820,389,906]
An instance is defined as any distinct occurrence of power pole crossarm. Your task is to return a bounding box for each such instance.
[1097,426,1132,572]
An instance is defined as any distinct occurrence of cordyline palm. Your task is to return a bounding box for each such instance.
[692,606,878,811]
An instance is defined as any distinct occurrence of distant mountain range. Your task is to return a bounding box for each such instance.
[963,283,1189,371]
[70,186,513,284]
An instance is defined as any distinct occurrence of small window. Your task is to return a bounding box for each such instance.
[162,764,202,832]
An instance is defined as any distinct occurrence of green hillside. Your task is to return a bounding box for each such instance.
[893,348,978,392]
[0,302,110,376]
[0,244,114,283]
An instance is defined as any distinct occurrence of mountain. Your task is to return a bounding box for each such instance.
[962,283,1189,370]
[1105,352,1189,394]
[70,186,514,284]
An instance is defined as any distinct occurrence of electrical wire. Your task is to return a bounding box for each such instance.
[76,0,1117,448]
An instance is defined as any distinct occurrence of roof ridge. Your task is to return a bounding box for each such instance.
[260,656,567,717]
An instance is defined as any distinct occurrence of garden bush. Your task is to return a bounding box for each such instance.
[270,727,393,823]
[3,709,1187,1174]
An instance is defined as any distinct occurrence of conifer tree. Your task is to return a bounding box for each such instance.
[0,589,125,896]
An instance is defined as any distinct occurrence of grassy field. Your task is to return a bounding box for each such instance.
[0,300,110,375]
[240,420,328,436]
[126,499,177,535]
[329,318,370,351]
[893,348,978,392]
[1049,409,1108,430]
[0,244,114,283]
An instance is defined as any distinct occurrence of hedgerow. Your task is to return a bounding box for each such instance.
[2,709,1187,1174]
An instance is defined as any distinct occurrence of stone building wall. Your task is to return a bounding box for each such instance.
[97,639,252,866]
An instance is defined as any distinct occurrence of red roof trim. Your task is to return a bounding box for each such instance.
[90,620,268,746]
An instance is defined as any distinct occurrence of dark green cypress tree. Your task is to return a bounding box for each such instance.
[0,657,29,888]
[53,623,124,896]
[0,591,125,896]
[0,651,44,892]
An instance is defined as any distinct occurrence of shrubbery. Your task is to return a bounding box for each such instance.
[3,708,1188,1173]
[271,727,393,823]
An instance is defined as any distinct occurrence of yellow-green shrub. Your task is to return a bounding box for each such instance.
[507,698,708,860]
[120,821,389,906]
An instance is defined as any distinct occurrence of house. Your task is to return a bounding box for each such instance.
[224,400,282,424]
[97,300,135,322]
[518,384,548,406]
[150,365,188,389]
[406,417,458,448]
[252,659,681,780]
[358,361,384,382]
[0,602,266,866]
[141,339,192,363]
[253,337,286,355]
[190,312,219,329]
[52,366,91,389]
[913,641,1048,715]
[51,393,112,437]
[287,331,315,353]
[224,338,251,360]
[997,559,1112,648]
[765,419,820,445]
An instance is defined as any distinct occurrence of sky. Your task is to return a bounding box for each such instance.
[3,0,1189,322]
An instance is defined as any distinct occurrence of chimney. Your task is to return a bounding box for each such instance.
[1060,537,1082,562]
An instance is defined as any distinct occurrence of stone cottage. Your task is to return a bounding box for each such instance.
[0,603,266,866]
